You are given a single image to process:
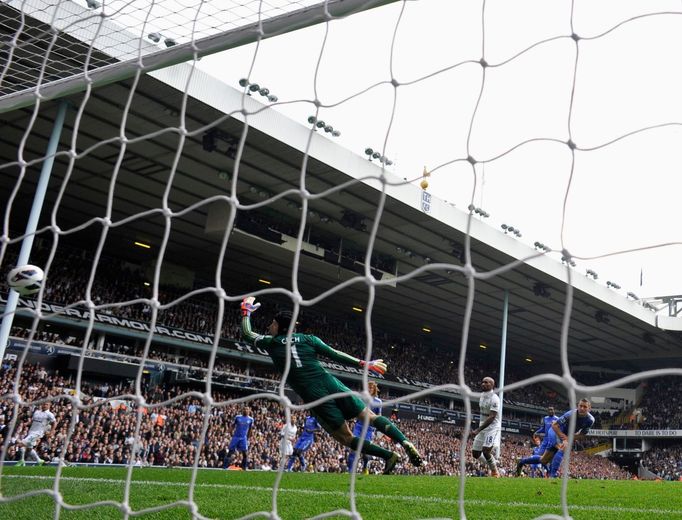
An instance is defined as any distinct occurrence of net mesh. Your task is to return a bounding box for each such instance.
[1,0,682,518]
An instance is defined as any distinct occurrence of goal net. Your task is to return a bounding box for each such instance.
[1,0,682,518]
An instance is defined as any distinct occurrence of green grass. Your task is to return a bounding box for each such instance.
[0,466,680,519]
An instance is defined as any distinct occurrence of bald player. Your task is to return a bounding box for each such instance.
[471,376,501,477]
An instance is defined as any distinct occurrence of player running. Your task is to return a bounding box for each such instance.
[239,297,423,474]
[16,401,55,466]
[470,376,501,477]
[280,417,298,462]
[223,406,254,470]
[287,415,321,472]
[348,380,382,474]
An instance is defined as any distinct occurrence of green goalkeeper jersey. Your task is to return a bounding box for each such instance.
[241,315,359,396]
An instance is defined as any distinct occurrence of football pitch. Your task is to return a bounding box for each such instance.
[0,466,680,520]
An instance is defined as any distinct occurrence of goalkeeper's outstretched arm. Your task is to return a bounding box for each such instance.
[238,297,386,375]
[240,297,269,346]
[311,337,387,376]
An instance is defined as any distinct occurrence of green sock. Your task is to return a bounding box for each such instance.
[372,416,407,444]
[350,437,393,460]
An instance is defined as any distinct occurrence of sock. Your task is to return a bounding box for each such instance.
[18,447,25,461]
[520,455,542,466]
[347,451,357,472]
[300,455,307,472]
[29,449,40,462]
[241,453,248,470]
[372,416,407,445]
[484,452,498,473]
[550,451,563,477]
[350,437,393,460]
[286,455,295,471]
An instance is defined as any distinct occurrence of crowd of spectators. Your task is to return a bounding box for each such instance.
[638,377,682,430]
[0,362,631,479]
[641,443,682,480]
[0,229,677,482]
[3,242,570,412]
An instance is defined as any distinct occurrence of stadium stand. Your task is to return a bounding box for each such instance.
[641,442,682,480]
[3,240,570,412]
[4,240,664,482]
[0,361,631,478]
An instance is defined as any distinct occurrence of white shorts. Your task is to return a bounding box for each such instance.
[282,440,293,457]
[472,427,499,452]
[21,431,44,448]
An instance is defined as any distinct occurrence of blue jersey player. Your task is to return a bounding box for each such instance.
[223,406,254,470]
[286,415,321,472]
[348,381,383,474]
[519,399,594,477]
[535,407,558,451]
[528,436,545,478]
[515,406,557,476]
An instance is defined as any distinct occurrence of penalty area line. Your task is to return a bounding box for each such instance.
[3,475,681,516]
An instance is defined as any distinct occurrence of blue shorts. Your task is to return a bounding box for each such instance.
[352,426,375,443]
[294,437,314,452]
[229,437,248,452]
[545,429,561,452]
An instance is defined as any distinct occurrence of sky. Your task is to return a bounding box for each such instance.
[78,0,682,300]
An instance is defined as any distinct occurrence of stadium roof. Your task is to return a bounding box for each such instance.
[1,1,682,375]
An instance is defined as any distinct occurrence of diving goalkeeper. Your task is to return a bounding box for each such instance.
[240,297,423,474]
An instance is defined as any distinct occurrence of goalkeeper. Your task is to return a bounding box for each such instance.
[240,297,423,474]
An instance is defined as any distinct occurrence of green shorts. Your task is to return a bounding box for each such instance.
[296,375,365,432]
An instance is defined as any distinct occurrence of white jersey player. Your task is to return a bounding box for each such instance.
[17,401,56,466]
[280,419,298,459]
[470,376,501,477]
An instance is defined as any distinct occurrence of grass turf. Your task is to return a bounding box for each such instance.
[0,466,680,519]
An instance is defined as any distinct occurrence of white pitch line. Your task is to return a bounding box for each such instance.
[3,475,682,516]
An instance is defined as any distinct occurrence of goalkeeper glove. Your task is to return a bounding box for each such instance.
[241,297,261,317]
[360,359,387,376]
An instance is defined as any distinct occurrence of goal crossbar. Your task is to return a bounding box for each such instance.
[0,0,398,114]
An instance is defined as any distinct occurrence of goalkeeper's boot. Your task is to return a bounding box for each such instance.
[36,459,45,466]
[15,460,25,467]
[383,452,400,475]
[403,441,423,467]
